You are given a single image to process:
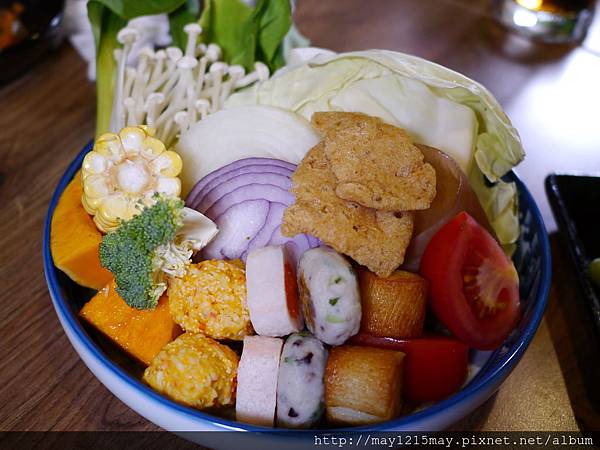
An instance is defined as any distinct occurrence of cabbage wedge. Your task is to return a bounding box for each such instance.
[226,49,525,247]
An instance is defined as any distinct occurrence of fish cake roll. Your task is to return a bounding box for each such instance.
[276,333,328,428]
[298,247,361,346]
[246,245,303,336]
[236,336,283,426]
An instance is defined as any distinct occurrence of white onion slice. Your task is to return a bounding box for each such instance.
[177,106,320,195]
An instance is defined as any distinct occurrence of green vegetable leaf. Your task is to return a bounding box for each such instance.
[254,0,291,68]
[91,0,188,20]
[169,0,201,50]
[199,0,291,72]
[199,0,254,69]
[87,1,106,49]
[329,297,339,306]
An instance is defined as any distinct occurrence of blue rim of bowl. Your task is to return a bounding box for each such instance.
[43,141,552,433]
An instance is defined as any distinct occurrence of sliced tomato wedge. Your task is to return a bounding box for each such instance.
[350,333,469,404]
[420,211,520,350]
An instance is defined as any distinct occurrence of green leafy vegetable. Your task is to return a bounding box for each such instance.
[200,0,253,68]
[254,0,292,68]
[329,297,339,306]
[99,196,185,309]
[227,49,526,247]
[91,0,187,20]
[199,0,291,71]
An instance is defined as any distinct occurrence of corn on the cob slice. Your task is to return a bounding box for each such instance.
[81,125,183,233]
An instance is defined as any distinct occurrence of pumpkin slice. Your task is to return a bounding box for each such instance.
[80,280,182,366]
[50,172,112,290]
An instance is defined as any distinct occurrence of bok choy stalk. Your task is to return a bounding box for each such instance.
[227,49,525,248]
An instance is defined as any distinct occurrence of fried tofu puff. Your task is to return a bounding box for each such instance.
[282,144,414,277]
[168,260,253,340]
[143,333,238,409]
[312,111,436,212]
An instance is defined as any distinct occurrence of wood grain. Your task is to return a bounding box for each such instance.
[1,0,597,435]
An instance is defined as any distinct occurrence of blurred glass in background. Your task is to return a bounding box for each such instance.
[493,0,596,43]
[0,0,64,85]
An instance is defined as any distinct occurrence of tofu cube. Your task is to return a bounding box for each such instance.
[358,268,427,338]
[325,345,404,425]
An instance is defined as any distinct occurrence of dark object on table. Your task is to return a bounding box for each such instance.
[493,0,595,43]
[0,0,64,86]
[546,174,600,345]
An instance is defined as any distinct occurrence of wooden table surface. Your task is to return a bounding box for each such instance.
[1,0,599,434]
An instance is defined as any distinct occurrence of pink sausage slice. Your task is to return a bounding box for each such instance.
[245,245,304,336]
[236,336,283,426]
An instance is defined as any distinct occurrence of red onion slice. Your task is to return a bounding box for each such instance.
[187,164,293,208]
[194,172,293,213]
[186,157,295,204]
[269,225,313,264]
[201,199,270,260]
[241,202,287,260]
[204,183,294,219]
[189,157,319,264]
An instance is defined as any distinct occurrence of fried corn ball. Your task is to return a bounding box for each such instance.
[143,333,238,409]
[168,260,253,340]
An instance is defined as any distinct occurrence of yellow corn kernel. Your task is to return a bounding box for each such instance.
[140,136,166,161]
[156,176,181,197]
[82,152,108,175]
[151,150,183,177]
[119,126,146,154]
[83,174,110,199]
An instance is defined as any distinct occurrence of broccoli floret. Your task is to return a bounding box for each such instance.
[99,196,186,309]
